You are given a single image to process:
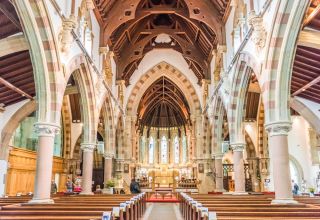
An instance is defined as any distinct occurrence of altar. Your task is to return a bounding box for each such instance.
[136,165,196,191]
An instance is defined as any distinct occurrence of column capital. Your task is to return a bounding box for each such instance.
[212,153,224,159]
[103,152,114,159]
[265,121,292,137]
[217,44,227,54]
[80,143,96,152]
[230,143,245,152]
[34,122,60,137]
[99,46,109,54]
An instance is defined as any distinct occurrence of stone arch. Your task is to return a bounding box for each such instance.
[0,101,36,161]
[261,0,309,125]
[290,98,320,134]
[126,62,201,117]
[244,131,256,158]
[61,97,72,159]
[100,96,115,155]
[289,155,304,186]
[211,96,227,154]
[15,0,64,124]
[228,52,262,145]
[115,115,125,159]
[66,55,98,144]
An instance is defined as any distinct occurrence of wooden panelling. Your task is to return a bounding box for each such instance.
[6,147,66,196]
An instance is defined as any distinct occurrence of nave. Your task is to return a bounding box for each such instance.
[0,0,320,219]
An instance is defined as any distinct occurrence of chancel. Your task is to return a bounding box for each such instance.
[0,0,320,219]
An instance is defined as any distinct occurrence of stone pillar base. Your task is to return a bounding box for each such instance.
[28,198,54,204]
[232,192,248,195]
[271,199,298,205]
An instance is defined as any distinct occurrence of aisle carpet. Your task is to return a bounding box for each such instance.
[146,194,179,203]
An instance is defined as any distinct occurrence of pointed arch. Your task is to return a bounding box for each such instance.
[261,0,309,124]
[126,62,201,117]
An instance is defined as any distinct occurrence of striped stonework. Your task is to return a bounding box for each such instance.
[101,99,115,155]
[244,131,256,158]
[28,0,65,123]
[72,63,98,144]
[211,96,226,154]
[115,115,125,159]
[228,61,251,144]
[62,96,72,159]
[257,102,265,157]
[261,0,309,125]
[126,62,201,117]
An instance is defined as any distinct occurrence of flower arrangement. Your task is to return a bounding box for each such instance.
[105,180,115,188]
[309,187,315,194]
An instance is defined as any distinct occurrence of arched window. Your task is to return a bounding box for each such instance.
[149,137,154,164]
[182,136,187,163]
[174,136,179,164]
[161,136,168,164]
[12,111,63,157]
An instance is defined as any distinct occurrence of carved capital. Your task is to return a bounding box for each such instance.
[34,123,60,137]
[230,143,245,152]
[217,44,227,54]
[103,152,114,159]
[80,143,96,152]
[60,15,77,53]
[265,121,292,137]
[248,11,266,51]
[99,46,109,55]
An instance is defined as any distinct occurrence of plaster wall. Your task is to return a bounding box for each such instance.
[288,116,318,188]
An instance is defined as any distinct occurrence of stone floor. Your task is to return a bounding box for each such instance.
[142,203,183,220]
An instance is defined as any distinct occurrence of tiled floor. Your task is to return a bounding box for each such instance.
[142,203,183,220]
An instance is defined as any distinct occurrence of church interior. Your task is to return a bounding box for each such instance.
[0,0,320,219]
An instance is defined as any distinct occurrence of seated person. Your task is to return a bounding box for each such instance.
[130,178,141,194]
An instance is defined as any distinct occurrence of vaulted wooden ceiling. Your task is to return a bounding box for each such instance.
[0,1,35,107]
[137,76,190,128]
[291,0,320,103]
[94,0,230,85]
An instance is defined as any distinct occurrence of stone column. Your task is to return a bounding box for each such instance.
[190,115,197,160]
[80,143,95,195]
[214,153,225,192]
[104,153,113,184]
[247,157,261,192]
[29,123,60,204]
[0,160,8,197]
[265,122,297,204]
[231,143,247,194]
[179,136,183,164]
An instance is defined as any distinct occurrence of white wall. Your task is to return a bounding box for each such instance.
[288,116,318,188]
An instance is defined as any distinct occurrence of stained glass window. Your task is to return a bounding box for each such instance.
[149,137,154,164]
[174,136,179,164]
[182,135,187,163]
[161,136,168,164]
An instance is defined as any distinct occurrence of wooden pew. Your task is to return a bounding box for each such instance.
[179,193,320,220]
[0,192,146,220]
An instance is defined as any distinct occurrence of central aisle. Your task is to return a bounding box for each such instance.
[143,203,183,220]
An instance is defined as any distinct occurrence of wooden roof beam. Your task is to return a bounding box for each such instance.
[304,3,320,27]
[0,76,33,100]
[0,1,22,31]
[292,75,320,96]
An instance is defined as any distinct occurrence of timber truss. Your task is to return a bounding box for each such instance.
[94,0,230,85]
